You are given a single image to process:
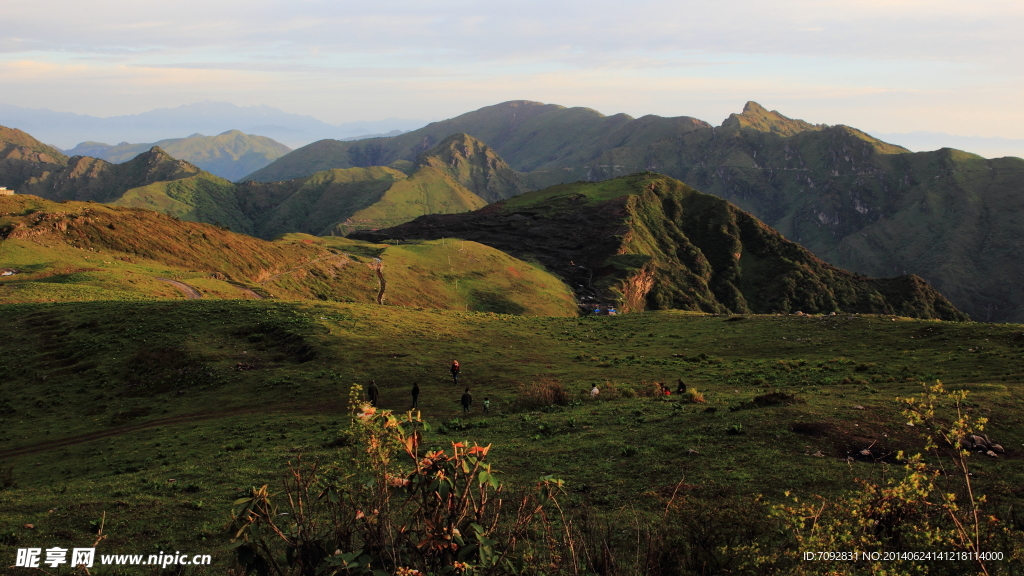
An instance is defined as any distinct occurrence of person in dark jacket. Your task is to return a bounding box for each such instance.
[460,388,472,413]
[367,380,380,407]
[411,382,420,409]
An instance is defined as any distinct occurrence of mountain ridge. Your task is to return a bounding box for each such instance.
[63,130,292,181]
[352,172,968,321]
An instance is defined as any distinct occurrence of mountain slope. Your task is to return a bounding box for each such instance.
[236,139,508,238]
[573,104,1020,322]
[0,126,68,190]
[236,167,406,239]
[413,133,531,203]
[0,195,575,315]
[16,147,255,234]
[4,125,497,241]
[65,131,292,181]
[352,172,967,321]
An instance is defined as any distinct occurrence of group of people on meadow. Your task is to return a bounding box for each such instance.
[363,360,490,415]
[364,360,690,415]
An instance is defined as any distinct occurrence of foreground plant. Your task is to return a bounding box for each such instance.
[743,381,1021,575]
[227,384,567,576]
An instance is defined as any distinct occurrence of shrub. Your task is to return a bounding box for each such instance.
[748,381,1024,575]
[686,387,706,404]
[515,379,569,410]
[227,385,569,576]
[0,463,16,490]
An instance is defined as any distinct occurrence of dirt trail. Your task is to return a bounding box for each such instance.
[228,282,265,300]
[156,277,202,299]
[373,258,386,304]
[0,401,346,459]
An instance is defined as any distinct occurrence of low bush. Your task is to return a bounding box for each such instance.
[515,379,569,410]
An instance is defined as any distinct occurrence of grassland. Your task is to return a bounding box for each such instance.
[1,299,1022,573]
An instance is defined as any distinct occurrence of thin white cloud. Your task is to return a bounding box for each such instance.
[0,0,1022,139]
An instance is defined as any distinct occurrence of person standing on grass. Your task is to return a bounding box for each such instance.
[483,397,490,414]
[450,360,460,385]
[590,384,600,399]
[461,387,472,414]
[411,382,420,409]
[367,380,380,408]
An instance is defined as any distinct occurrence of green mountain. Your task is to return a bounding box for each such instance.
[0,194,576,315]
[0,126,68,189]
[9,106,1024,322]
[64,130,291,181]
[353,172,967,321]
[573,103,1022,323]
[236,136,517,238]
[413,133,531,203]
[15,147,255,235]
[236,166,408,239]
[2,124,499,241]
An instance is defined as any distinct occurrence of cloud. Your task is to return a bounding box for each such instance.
[0,0,1022,139]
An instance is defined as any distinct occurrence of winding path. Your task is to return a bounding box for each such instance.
[227,282,265,300]
[373,258,386,304]
[156,277,202,299]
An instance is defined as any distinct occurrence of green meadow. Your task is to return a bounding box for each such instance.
[1,300,1022,573]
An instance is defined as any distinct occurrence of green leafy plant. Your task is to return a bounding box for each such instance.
[746,381,1021,575]
[227,384,569,576]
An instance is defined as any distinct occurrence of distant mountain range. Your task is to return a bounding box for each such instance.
[64,131,292,182]
[0,121,969,321]
[0,101,427,149]
[4,98,1024,322]
[244,100,1024,323]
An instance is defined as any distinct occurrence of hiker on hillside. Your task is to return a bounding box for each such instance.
[676,379,687,395]
[483,397,491,414]
[590,385,600,399]
[411,382,420,409]
[450,360,460,385]
[461,388,472,413]
[367,380,380,408]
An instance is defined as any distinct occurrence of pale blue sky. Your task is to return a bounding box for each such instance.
[2,0,1023,140]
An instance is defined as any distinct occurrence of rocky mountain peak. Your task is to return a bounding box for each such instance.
[127,146,201,180]
[415,133,528,203]
[722,102,823,137]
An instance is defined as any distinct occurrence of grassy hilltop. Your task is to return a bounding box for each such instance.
[0,194,576,316]
[0,300,1022,573]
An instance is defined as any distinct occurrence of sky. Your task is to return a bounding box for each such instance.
[2,0,1023,144]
